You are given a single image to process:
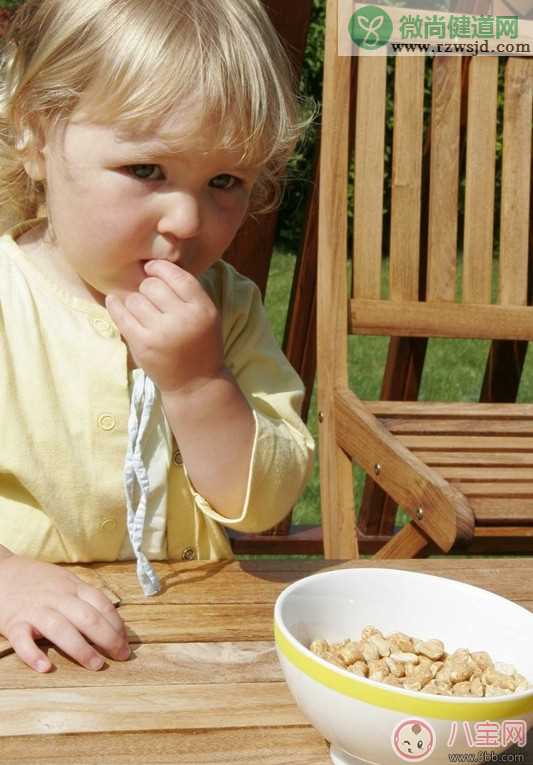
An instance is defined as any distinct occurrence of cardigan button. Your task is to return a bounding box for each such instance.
[97,413,116,431]
[101,518,117,532]
[181,547,196,561]
[173,448,183,465]
[91,317,117,339]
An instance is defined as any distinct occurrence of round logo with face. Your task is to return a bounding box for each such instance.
[391,718,436,761]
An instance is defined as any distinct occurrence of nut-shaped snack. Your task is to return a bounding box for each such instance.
[388,632,415,653]
[310,627,529,698]
[385,657,405,678]
[414,638,445,661]
[361,625,382,641]
[471,651,493,671]
[361,640,380,662]
[348,660,368,677]
[482,668,516,691]
[368,634,391,658]
[310,639,329,656]
[390,651,419,664]
[339,640,365,666]
[452,681,472,696]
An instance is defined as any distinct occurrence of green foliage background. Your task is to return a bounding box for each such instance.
[277,0,507,256]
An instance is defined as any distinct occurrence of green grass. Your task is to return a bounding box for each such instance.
[263,249,533,531]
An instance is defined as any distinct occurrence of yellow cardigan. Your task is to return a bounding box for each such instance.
[0,219,314,563]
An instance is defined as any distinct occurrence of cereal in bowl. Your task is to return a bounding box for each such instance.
[310,626,529,697]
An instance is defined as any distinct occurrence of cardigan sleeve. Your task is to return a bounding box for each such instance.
[182,261,315,533]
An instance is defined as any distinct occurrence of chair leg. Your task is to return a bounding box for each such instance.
[321,443,358,559]
[481,340,528,402]
[372,522,430,559]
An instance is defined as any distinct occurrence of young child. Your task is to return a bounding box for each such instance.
[0,0,314,674]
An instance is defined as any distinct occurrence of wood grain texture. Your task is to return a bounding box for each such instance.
[372,523,429,559]
[353,54,387,300]
[118,603,276,644]
[389,56,425,302]
[350,298,533,340]
[386,419,533,435]
[0,641,283,690]
[413,452,533,467]
[398,436,533,452]
[0,682,307,737]
[317,0,358,560]
[367,402,533,418]
[427,57,462,303]
[463,57,498,305]
[0,728,330,765]
[499,58,533,306]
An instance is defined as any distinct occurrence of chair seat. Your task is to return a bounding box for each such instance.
[367,401,533,526]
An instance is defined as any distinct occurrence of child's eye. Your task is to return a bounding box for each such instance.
[209,174,241,191]
[127,164,165,181]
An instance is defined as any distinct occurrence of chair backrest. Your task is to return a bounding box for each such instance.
[349,55,533,344]
[350,56,533,346]
[319,40,532,370]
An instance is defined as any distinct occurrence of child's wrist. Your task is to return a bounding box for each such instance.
[159,367,231,401]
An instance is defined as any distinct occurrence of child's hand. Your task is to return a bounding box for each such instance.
[106,260,225,394]
[0,554,130,672]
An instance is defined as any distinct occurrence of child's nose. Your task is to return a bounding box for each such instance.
[157,192,202,240]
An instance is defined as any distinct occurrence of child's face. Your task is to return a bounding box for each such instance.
[32,108,258,304]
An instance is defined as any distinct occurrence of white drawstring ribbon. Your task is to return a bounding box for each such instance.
[124,371,161,596]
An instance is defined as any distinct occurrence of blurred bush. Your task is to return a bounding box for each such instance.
[277,0,507,256]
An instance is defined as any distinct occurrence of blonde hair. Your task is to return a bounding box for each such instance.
[0,0,312,231]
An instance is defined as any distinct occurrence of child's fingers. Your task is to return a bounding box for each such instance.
[57,595,129,662]
[26,606,106,671]
[138,275,180,313]
[144,260,205,304]
[76,583,128,642]
[5,621,52,673]
[105,293,149,337]
[122,291,163,327]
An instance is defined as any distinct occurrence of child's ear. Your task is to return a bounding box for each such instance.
[23,153,46,181]
[16,126,47,181]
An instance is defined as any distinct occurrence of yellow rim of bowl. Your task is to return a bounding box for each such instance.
[274,623,533,721]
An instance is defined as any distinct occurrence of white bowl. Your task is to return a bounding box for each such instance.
[274,567,533,765]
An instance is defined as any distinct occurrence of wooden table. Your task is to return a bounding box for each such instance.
[0,557,532,764]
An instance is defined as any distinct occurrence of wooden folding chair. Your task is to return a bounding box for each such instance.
[317,0,533,558]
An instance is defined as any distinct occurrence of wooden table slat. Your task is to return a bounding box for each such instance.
[0,681,306,737]
[0,641,283,690]
[0,727,330,765]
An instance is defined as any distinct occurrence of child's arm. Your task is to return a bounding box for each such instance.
[0,553,130,673]
[106,259,256,519]
[106,258,314,524]
[159,370,255,517]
